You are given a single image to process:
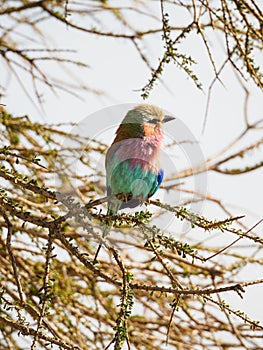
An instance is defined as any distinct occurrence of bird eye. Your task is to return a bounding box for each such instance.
[149,118,159,124]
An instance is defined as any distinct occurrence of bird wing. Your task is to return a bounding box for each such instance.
[148,168,164,198]
[105,142,121,196]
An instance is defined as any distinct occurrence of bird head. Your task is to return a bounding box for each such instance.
[116,104,175,141]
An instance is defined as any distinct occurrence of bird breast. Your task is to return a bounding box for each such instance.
[107,136,161,172]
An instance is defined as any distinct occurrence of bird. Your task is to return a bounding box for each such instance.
[93,104,175,263]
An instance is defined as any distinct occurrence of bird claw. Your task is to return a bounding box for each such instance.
[137,195,145,205]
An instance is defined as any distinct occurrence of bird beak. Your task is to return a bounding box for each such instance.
[163,115,175,123]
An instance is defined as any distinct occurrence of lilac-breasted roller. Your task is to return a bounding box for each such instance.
[93,104,174,262]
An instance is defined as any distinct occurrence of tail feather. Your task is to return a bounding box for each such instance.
[93,198,121,263]
[93,222,112,263]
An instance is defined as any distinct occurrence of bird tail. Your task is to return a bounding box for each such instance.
[93,199,121,263]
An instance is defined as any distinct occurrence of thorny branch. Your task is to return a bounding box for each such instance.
[0,0,262,106]
[0,110,263,349]
[0,1,262,348]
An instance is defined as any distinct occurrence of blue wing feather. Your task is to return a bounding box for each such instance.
[157,168,164,187]
[148,168,164,197]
